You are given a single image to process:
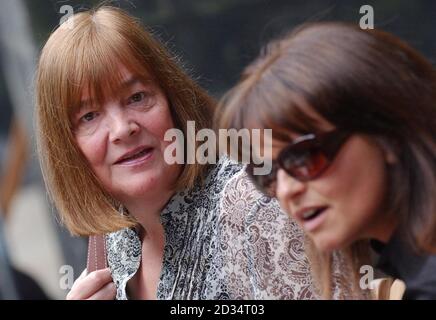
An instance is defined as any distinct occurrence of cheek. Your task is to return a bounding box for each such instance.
[276,173,293,215]
[318,139,388,236]
[329,165,386,220]
[277,193,290,215]
[139,103,174,142]
[75,133,107,172]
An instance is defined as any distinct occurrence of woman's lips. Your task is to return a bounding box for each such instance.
[114,147,154,166]
[294,206,329,233]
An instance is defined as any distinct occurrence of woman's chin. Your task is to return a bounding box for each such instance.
[312,233,344,253]
[110,179,160,200]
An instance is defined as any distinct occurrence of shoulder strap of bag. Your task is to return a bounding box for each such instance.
[87,235,108,273]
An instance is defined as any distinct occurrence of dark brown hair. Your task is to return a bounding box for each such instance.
[217,22,436,297]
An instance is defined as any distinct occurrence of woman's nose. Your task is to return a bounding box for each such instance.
[276,168,307,202]
[108,110,139,143]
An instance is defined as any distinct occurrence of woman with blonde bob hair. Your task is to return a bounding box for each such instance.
[218,22,436,299]
[36,6,363,300]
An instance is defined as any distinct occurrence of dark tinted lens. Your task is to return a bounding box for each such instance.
[285,149,329,181]
[246,163,277,197]
[279,140,329,181]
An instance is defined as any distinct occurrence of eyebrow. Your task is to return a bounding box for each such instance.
[78,76,145,110]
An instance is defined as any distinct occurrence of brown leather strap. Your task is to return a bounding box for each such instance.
[87,235,108,273]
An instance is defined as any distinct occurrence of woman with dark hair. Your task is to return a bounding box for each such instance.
[218,22,436,299]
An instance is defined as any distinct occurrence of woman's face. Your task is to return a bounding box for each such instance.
[273,120,394,252]
[72,66,181,206]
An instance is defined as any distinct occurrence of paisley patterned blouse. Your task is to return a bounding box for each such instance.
[105,156,363,300]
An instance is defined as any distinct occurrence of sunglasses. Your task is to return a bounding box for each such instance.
[246,130,351,197]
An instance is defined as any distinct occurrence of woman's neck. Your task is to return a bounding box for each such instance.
[368,213,399,243]
[123,189,175,238]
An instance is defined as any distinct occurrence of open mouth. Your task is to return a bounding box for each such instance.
[115,147,154,165]
[301,207,328,221]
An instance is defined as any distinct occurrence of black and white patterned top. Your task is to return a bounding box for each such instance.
[105,156,363,300]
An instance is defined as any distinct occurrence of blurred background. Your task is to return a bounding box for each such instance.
[0,0,435,299]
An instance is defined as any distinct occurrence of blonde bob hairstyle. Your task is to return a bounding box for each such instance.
[36,6,215,236]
